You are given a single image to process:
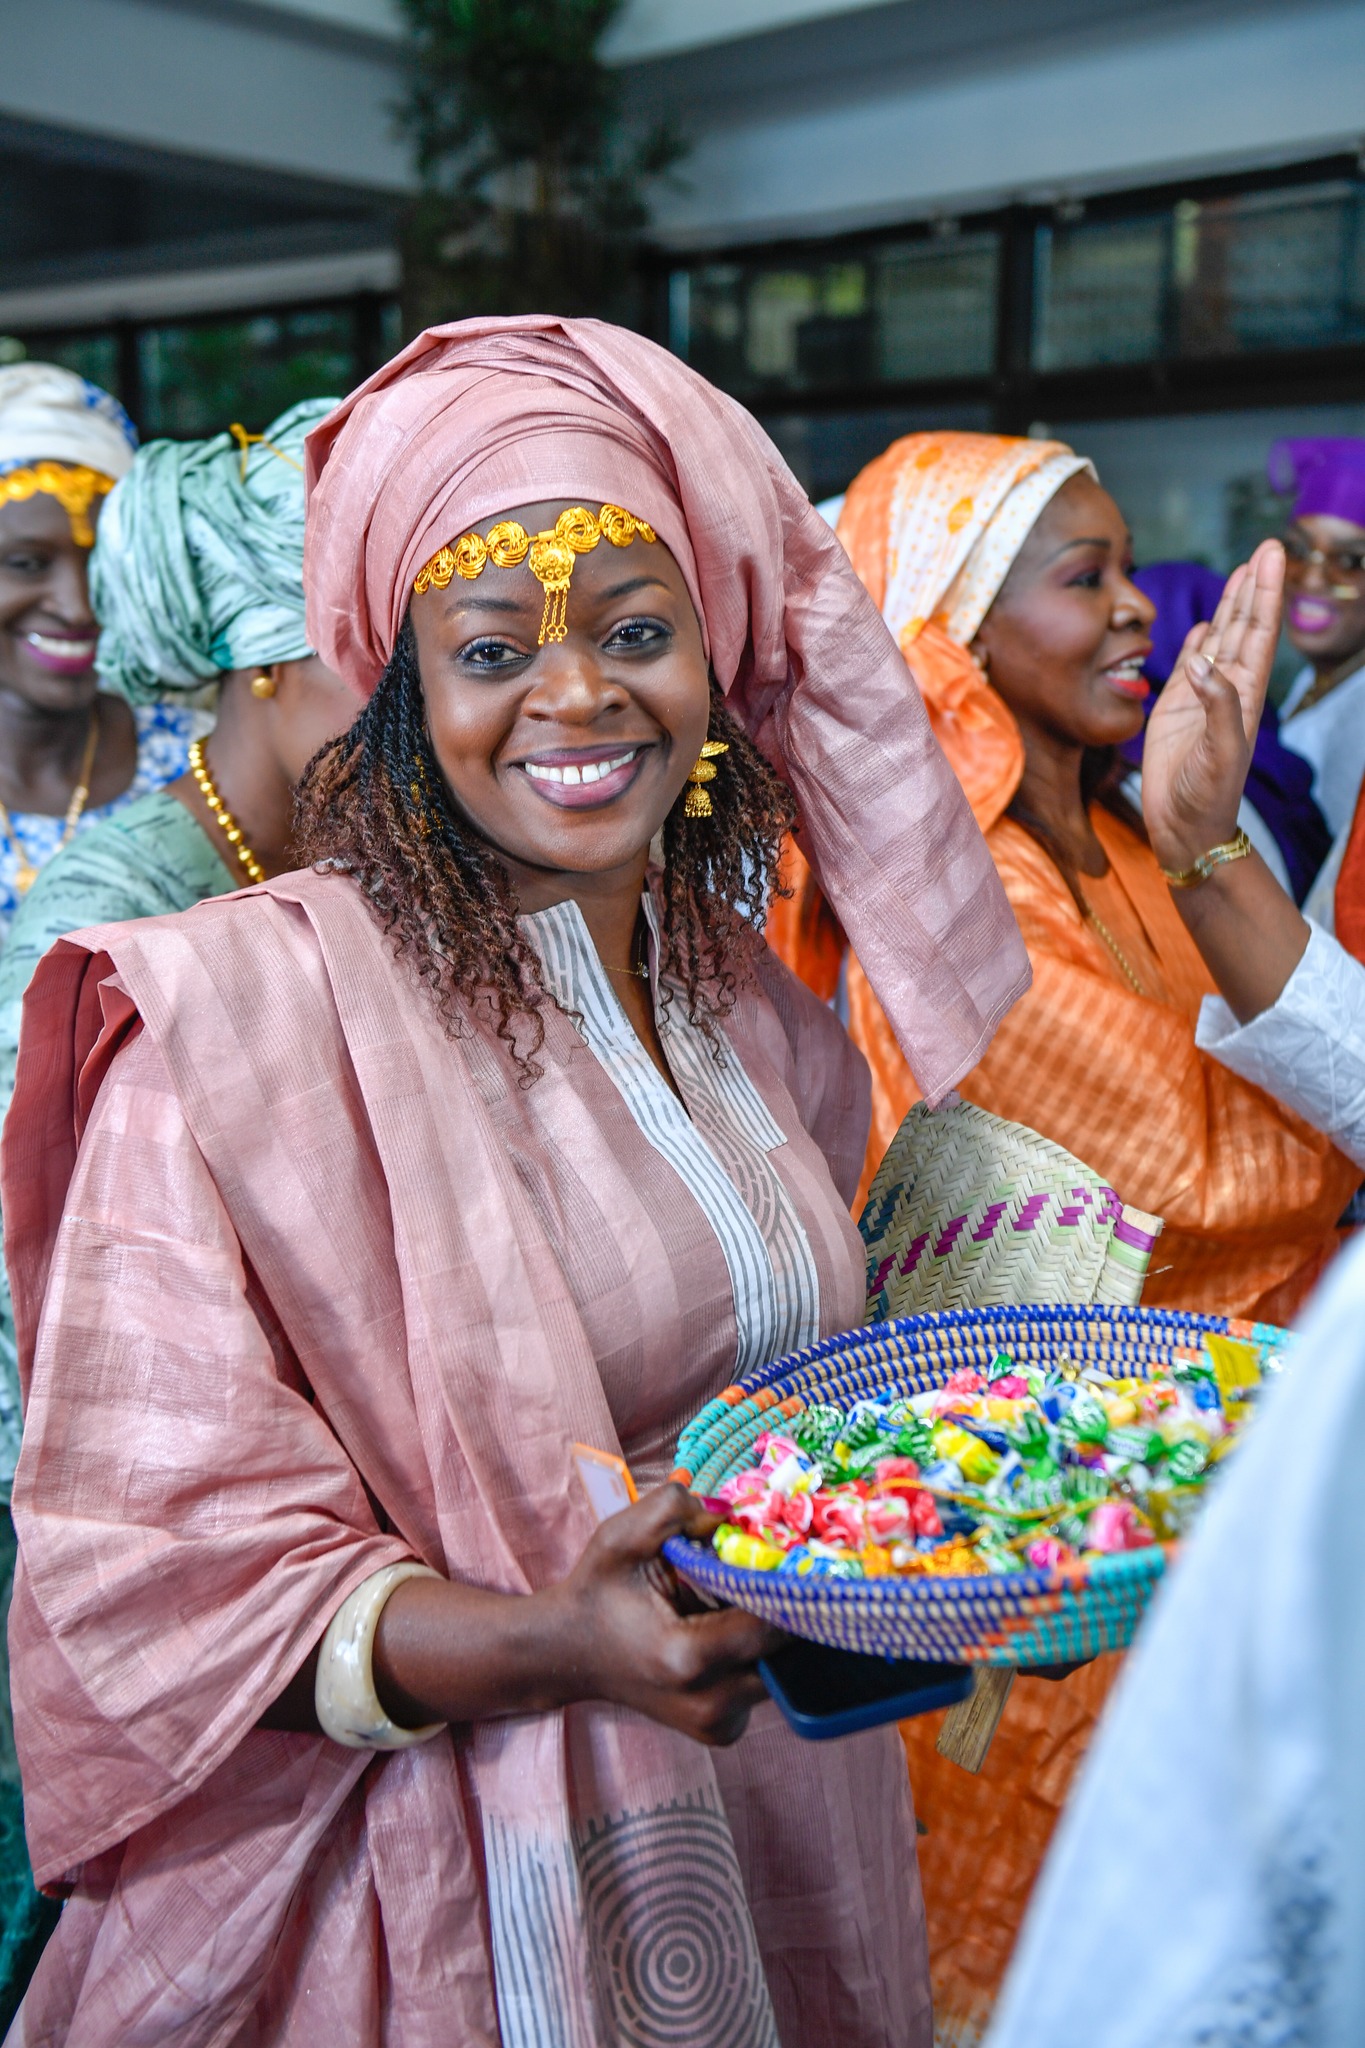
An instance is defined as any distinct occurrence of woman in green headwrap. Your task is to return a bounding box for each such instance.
[0,398,355,2028]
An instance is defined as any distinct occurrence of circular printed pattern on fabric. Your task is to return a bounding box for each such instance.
[577,1799,779,2048]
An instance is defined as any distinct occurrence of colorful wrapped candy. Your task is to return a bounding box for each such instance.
[708,1342,1254,1581]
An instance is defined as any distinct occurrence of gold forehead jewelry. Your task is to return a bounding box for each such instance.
[413,504,658,647]
[0,462,114,547]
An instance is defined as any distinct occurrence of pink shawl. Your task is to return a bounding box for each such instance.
[303,316,1028,1104]
[5,872,927,2046]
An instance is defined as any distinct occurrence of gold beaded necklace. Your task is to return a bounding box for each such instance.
[189,738,267,884]
[1084,906,1147,997]
[0,709,100,895]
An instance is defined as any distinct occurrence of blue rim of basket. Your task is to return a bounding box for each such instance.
[664,1302,1284,1613]
[661,1534,1168,1608]
[731,1302,1278,1403]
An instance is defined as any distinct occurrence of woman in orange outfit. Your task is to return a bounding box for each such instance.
[780,432,1359,1323]
[771,434,1362,2048]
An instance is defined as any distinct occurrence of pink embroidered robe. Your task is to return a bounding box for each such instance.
[3,868,929,2048]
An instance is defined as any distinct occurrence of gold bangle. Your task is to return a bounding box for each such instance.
[1159,827,1253,889]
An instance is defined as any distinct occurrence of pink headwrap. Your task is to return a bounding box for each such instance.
[304,316,1028,1102]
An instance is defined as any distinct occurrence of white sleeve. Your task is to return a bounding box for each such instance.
[1195,921,1365,1168]
[985,1234,1365,2048]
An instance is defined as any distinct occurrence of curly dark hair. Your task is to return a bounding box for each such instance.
[294,617,797,1078]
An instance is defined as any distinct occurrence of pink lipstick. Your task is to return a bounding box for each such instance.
[1289,596,1338,636]
[23,631,98,677]
[515,743,648,810]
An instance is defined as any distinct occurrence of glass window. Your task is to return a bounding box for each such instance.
[874,235,997,382]
[747,270,825,381]
[682,263,748,392]
[138,306,358,437]
[1173,182,1365,356]
[0,330,120,395]
[1033,215,1169,370]
[1036,181,1365,371]
[760,400,994,502]
[379,299,405,356]
[673,233,998,397]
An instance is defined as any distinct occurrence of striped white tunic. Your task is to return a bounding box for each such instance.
[525,895,823,1375]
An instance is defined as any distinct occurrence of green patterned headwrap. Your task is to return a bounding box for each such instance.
[91,397,338,703]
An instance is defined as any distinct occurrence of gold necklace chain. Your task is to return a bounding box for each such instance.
[603,916,650,981]
[0,708,100,896]
[1084,906,1147,996]
[189,738,266,884]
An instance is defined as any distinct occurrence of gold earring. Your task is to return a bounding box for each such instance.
[250,671,276,699]
[684,738,728,818]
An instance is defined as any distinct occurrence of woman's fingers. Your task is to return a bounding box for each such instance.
[1172,619,1210,675]
[1202,541,1281,676]
[683,1670,771,1747]
[679,1603,787,1678]
[1200,562,1246,665]
[1239,539,1286,684]
[1187,651,1246,738]
[1188,542,1283,737]
[1210,556,1257,675]
[1221,544,1283,731]
[668,1616,781,1746]
[594,1481,718,1563]
[1144,549,1280,871]
[568,1482,788,1742]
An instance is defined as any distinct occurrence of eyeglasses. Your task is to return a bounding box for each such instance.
[1283,529,1365,583]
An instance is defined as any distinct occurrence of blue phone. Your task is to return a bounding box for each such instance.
[760,1639,973,1741]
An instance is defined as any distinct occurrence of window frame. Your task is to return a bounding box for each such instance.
[646,151,1365,434]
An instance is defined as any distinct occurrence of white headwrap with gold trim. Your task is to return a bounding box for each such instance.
[0,363,138,481]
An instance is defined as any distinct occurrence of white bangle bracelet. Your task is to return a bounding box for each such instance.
[314,1561,446,1750]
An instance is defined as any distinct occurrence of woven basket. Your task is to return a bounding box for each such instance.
[666,1304,1288,1665]
[861,1100,1163,1320]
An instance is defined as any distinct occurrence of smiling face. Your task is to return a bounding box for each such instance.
[0,489,102,714]
[407,500,712,903]
[1283,513,1365,667]
[970,472,1156,753]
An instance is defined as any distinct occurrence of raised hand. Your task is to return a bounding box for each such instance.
[1141,539,1285,876]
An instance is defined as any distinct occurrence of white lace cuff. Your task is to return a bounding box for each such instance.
[315,1561,446,1750]
[1196,922,1365,1170]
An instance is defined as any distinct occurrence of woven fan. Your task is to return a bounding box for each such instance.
[859,1098,1163,1767]
[860,1100,1162,1322]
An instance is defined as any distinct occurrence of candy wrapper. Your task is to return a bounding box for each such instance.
[709,1339,1257,1583]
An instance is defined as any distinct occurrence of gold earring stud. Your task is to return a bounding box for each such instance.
[250,671,276,699]
[684,738,728,818]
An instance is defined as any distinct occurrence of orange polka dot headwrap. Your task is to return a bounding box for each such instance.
[836,432,1093,831]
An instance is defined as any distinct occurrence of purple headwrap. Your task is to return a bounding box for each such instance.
[1268,438,1365,532]
[1122,561,1331,905]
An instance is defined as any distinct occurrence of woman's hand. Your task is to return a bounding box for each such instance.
[1136,536,1310,1022]
[545,1484,786,1745]
[1141,539,1284,875]
[371,1483,784,1749]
